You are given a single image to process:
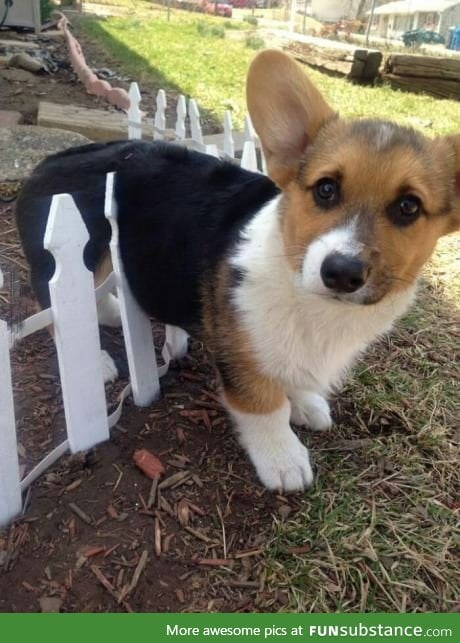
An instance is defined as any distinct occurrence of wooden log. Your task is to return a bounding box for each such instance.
[352,50,382,82]
[285,45,354,76]
[38,101,151,141]
[385,54,460,81]
[38,101,251,152]
[382,73,460,100]
[284,42,381,83]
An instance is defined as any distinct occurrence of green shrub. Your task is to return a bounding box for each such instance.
[196,21,225,39]
[40,0,55,21]
[224,19,247,30]
[245,33,265,50]
[196,20,208,36]
[210,24,225,38]
[243,15,258,26]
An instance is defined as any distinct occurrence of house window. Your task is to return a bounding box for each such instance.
[422,12,436,29]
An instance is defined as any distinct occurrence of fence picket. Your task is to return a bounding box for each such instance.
[105,173,160,407]
[127,82,142,140]
[154,89,167,140]
[0,80,272,525]
[0,290,22,525]
[205,144,220,158]
[43,194,110,453]
[241,115,259,171]
[189,99,203,146]
[175,95,187,140]
[223,111,235,159]
[244,114,256,142]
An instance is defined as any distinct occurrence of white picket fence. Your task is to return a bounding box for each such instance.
[0,82,265,526]
[126,82,263,171]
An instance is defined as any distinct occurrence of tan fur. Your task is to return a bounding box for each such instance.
[246,49,336,187]
[247,50,460,302]
[201,263,286,415]
[215,50,459,415]
[94,252,114,288]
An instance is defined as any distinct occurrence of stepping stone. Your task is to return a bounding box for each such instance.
[0,110,23,127]
[0,125,90,183]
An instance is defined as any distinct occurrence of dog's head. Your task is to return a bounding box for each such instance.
[247,50,460,305]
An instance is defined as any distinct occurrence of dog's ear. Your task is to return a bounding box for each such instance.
[246,49,336,187]
[444,134,460,234]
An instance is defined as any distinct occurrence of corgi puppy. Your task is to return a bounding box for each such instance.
[15,50,460,492]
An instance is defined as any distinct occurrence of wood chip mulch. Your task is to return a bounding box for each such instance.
[0,201,298,613]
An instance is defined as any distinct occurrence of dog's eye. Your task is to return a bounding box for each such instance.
[313,178,340,208]
[388,195,422,226]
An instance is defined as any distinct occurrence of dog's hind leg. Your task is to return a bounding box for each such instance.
[289,390,332,431]
[97,293,122,328]
[165,325,189,361]
[92,252,120,382]
[94,253,122,328]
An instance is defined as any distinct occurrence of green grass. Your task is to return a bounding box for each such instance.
[78,10,254,127]
[263,237,459,612]
[77,7,459,611]
[77,8,459,134]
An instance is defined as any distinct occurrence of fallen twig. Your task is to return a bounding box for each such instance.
[90,565,133,613]
[68,503,92,525]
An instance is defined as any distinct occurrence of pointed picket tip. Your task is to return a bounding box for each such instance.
[189,98,199,118]
[244,114,256,141]
[128,81,142,104]
[156,88,167,108]
[44,193,89,254]
[175,95,187,140]
[189,98,203,144]
[224,110,233,130]
[154,89,167,140]
[241,141,258,172]
[223,111,235,158]
[177,95,186,112]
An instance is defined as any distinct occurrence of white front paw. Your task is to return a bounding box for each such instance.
[249,432,314,492]
[100,349,118,383]
[97,293,122,328]
[290,392,332,431]
[227,400,314,493]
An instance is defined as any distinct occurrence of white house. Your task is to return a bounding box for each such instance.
[310,0,363,22]
[371,0,460,39]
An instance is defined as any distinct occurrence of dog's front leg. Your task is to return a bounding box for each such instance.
[223,381,314,492]
[289,390,332,431]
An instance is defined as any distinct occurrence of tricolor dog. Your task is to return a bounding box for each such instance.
[16,50,460,492]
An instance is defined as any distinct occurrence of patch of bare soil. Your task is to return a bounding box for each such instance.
[0,20,211,135]
[0,32,101,124]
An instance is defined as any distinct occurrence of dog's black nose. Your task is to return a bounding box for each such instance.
[321,253,369,293]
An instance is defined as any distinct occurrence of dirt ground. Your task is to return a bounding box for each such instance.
[0,200,301,613]
[0,23,300,613]
[0,21,217,136]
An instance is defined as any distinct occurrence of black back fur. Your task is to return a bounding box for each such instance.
[16,140,279,333]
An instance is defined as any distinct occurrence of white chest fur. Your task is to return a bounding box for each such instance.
[230,197,415,395]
